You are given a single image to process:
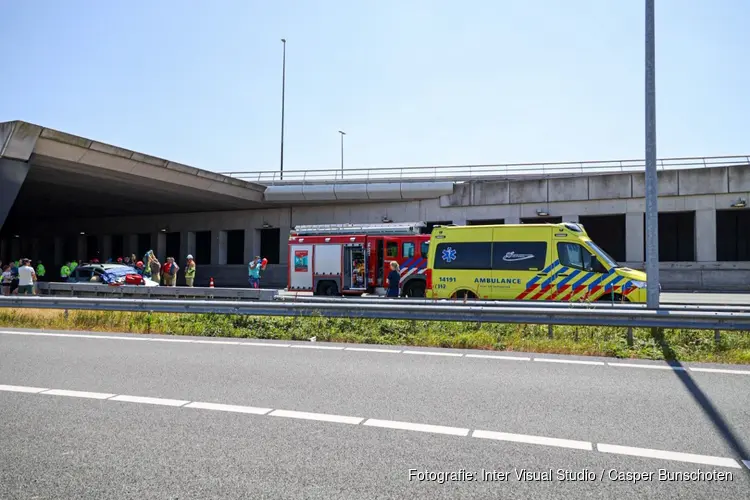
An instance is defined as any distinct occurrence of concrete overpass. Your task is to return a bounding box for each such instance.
[2,120,750,292]
[0,121,269,227]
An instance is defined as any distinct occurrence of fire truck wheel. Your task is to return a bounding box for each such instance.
[317,281,339,296]
[404,281,426,298]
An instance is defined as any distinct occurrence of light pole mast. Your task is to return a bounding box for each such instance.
[644,0,660,308]
[280,38,287,180]
[338,130,346,174]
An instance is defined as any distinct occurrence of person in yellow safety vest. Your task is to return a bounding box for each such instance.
[36,261,46,281]
[60,262,72,282]
[184,254,196,287]
[70,260,78,272]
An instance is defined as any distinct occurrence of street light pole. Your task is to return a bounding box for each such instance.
[645,0,660,308]
[280,38,287,180]
[338,130,346,174]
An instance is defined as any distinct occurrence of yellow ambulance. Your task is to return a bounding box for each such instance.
[425,222,648,303]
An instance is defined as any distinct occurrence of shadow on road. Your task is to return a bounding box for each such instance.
[650,328,749,475]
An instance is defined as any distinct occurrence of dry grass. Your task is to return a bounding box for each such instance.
[1,308,749,364]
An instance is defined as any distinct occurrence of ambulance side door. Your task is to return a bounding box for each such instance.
[491,228,550,300]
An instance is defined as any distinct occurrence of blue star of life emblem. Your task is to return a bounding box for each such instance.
[441,247,457,263]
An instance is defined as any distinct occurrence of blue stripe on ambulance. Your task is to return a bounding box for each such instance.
[525,260,559,287]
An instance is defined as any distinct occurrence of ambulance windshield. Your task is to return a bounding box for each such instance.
[586,240,619,268]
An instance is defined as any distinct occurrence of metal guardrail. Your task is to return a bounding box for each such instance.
[276,295,750,313]
[222,155,750,185]
[2,296,750,331]
[35,283,278,301]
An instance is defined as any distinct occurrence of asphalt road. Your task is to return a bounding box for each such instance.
[1,328,749,499]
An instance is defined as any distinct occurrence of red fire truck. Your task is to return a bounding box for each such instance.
[287,222,431,297]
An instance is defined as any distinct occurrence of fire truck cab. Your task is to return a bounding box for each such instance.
[288,222,430,297]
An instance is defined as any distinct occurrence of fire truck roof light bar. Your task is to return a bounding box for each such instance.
[292,222,426,236]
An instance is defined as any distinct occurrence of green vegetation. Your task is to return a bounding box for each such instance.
[1,308,749,364]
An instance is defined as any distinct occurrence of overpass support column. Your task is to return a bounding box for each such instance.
[182,232,195,260]
[10,238,21,261]
[243,229,254,265]
[0,238,8,263]
[695,209,716,262]
[101,235,113,262]
[77,235,87,262]
[54,237,64,266]
[0,159,31,231]
[626,213,644,263]
[153,232,167,262]
[212,231,228,265]
[125,235,138,258]
[30,238,40,262]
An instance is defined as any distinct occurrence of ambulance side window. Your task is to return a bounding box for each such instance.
[557,242,597,272]
[386,241,398,258]
[403,242,415,258]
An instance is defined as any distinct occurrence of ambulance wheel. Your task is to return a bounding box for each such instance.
[452,290,477,300]
[598,293,626,303]
[317,281,339,296]
[404,282,426,298]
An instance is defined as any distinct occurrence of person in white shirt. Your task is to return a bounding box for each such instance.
[1,265,12,296]
[17,259,36,296]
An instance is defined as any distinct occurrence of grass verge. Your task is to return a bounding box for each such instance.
[1,308,749,364]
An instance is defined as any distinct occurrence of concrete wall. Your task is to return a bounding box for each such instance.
[4,165,750,291]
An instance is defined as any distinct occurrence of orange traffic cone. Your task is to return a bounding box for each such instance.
[209,277,215,288]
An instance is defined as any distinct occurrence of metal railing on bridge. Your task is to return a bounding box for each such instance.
[222,154,750,186]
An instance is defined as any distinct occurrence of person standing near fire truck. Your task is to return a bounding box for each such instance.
[386,261,401,298]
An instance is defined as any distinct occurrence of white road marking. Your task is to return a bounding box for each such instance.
[109,395,190,407]
[344,347,402,353]
[269,409,363,425]
[290,345,345,350]
[473,429,593,451]
[534,358,605,366]
[363,419,469,436]
[42,389,115,399]
[689,367,750,375]
[1,382,744,470]
[608,362,686,371]
[0,384,48,393]
[596,443,741,468]
[192,340,241,345]
[1,331,748,377]
[466,354,531,361]
[403,350,463,357]
[241,342,291,348]
[185,402,272,415]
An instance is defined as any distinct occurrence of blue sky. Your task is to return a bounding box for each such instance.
[2,1,748,174]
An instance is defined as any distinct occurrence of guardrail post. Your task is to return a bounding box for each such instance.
[714,329,721,344]
[64,309,69,321]
[627,326,633,347]
[547,324,553,339]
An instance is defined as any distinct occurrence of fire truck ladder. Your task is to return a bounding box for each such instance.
[292,222,426,236]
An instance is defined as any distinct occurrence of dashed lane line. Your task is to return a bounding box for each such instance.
[2,330,749,376]
[1,382,746,470]
[596,443,742,469]
[473,430,592,451]
[534,358,605,366]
